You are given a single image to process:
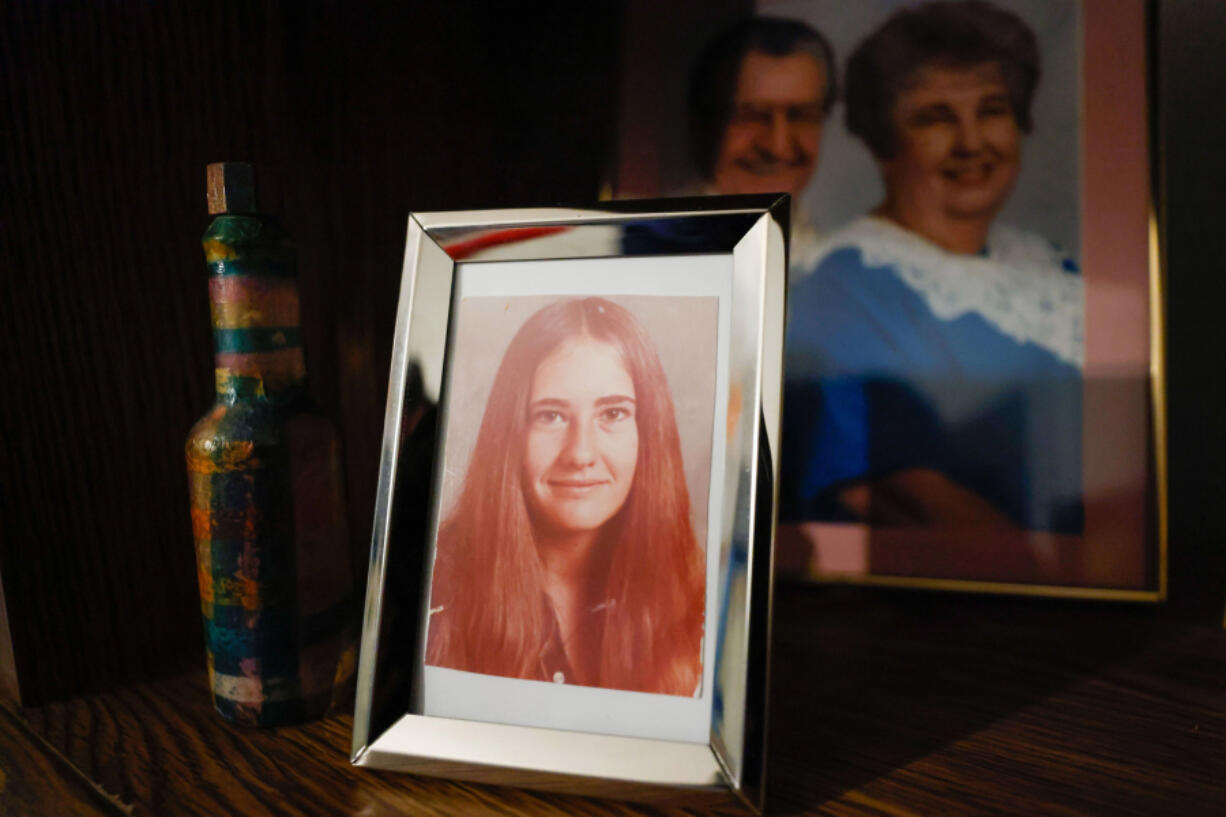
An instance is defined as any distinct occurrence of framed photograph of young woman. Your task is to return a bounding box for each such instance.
[351,196,787,811]
[612,0,1165,599]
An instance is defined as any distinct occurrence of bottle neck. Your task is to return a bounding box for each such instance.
[204,215,306,403]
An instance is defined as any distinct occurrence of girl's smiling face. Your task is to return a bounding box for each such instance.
[522,337,639,537]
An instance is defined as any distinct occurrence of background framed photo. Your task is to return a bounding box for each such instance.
[613,0,1164,598]
[352,197,787,810]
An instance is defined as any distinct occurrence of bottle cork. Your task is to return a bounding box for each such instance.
[206,162,282,216]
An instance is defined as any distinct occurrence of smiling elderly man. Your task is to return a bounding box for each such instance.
[691,16,833,197]
[687,16,837,265]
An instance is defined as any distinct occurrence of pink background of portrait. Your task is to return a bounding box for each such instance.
[1077,0,1153,588]
[436,294,720,555]
[784,0,1158,591]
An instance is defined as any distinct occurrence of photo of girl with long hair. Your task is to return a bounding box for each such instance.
[425,295,713,697]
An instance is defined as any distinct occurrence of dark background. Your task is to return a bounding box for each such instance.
[1,0,1222,705]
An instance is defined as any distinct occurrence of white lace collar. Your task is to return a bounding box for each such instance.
[819,217,1084,368]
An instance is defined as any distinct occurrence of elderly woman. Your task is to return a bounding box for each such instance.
[427,297,705,696]
[782,1,1084,538]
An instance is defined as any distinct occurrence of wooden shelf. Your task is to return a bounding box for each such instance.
[6,583,1226,816]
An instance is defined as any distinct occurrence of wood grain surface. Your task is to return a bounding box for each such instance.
[17,583,1226,817]
[0,705,127,816]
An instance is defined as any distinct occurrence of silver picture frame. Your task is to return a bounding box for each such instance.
[351,195,789,812]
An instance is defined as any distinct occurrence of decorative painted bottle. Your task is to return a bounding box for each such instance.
[186,162,355,727]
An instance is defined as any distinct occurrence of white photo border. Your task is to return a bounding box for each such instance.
[421,259,732,744]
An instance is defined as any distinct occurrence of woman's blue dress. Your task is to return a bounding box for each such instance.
[782,217,1085,534]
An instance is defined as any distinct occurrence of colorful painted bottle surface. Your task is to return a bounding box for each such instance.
[186,163,355,727]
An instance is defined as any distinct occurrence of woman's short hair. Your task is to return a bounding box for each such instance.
[688,16,838,181]
[845,1,1040,160]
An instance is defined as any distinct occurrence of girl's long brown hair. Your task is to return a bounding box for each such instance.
[426,297,705,695]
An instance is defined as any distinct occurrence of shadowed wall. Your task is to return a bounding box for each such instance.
[0,0,622,704]
[2,0,1225,709]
